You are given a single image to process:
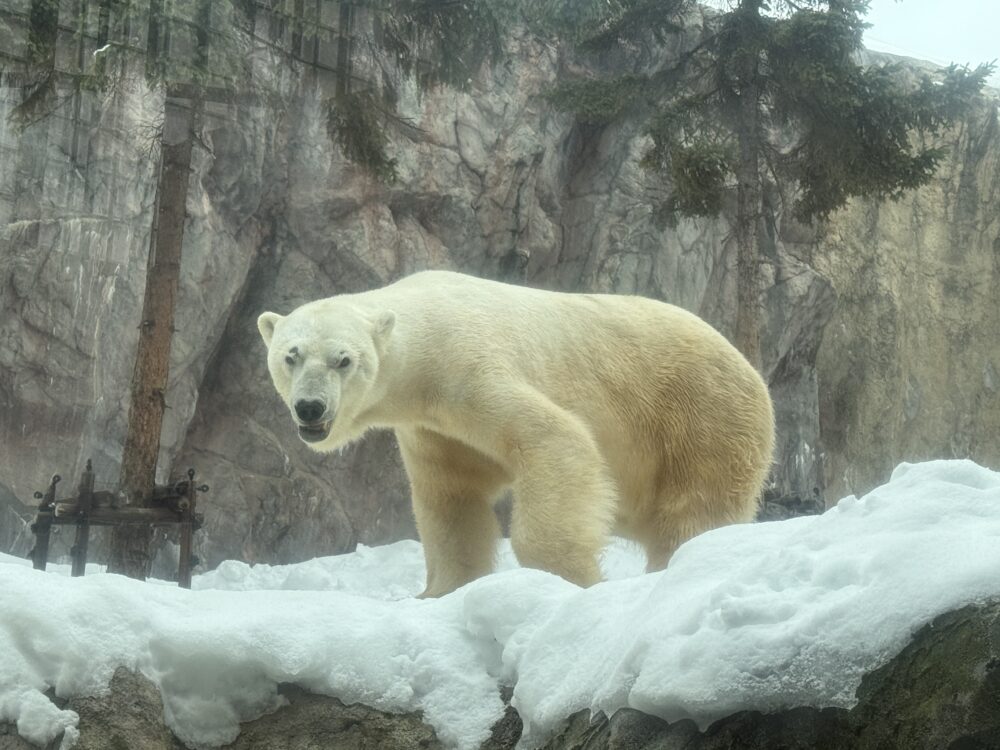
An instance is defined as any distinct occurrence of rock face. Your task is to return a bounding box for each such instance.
[4,600,999,749]
[540,600,1000,750]
[814,92,1000,501]
[851,602,1000,749]
[62,669,183,750]
[538,706,855,750]
[225,687,444,750]
[1,7,998,569]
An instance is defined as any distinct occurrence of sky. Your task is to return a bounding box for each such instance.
[3,459,1000,749]
[702,0,1000,87]
[863,0,1000,86]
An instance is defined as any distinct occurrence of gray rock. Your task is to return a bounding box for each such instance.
[224,686,443,750]
[814,93,1000,501]
[851,603,1000,749]
[537,706,853,750]
[1,9,998,570]
[0,724,37,750]
[67,669,184,750]
[756,488,825,522]
[536,600,1000,750]
[5,601,1000,749]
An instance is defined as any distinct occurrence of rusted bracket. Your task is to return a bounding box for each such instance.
[29,473,60,571]
[29,460,208,588]
[70,459,95,576]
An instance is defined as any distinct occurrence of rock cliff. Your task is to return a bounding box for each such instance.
[0,9,997,569]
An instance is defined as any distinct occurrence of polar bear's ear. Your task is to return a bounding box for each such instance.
[373,310,395,344]
[257,312,283,347]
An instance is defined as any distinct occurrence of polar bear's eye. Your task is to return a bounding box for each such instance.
[284,355,295,366]
[337,356,352,369]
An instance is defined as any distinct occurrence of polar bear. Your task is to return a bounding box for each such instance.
[258,270,774,597]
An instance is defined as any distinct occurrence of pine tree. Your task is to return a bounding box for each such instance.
[544,0,992,367]
[107,0,212,579]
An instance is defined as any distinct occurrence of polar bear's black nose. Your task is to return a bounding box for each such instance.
[295,399,326,423]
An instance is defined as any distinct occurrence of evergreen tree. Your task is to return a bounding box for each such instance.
[544,0,992,367]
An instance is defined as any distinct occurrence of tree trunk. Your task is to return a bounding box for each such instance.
[107,92,196,578]
[27,0,59,68]
[732,3,763,370]
[336,3,355,99]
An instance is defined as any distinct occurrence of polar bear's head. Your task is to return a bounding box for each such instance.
[257,302,395,451]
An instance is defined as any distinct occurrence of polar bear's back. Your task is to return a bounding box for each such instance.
[381,270,752,389]
[377,270,771,457]
[368,271,774,542]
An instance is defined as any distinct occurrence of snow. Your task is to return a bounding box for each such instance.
[2,459,1000,749]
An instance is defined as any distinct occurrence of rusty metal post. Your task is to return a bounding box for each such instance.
[177,468,196,589]
[30,474,60,571]
[70,460,95,577]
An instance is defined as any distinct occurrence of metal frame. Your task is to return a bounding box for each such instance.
[29,459,207,587]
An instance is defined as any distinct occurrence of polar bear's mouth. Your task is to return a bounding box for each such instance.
[297,420,332,443]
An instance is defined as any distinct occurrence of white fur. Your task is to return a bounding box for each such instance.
[259,271,775,597]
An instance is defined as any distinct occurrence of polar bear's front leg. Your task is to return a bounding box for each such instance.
[397,428,508,598]
[494,389,617,588]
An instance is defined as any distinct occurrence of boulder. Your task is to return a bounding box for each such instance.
[4,601,999,749]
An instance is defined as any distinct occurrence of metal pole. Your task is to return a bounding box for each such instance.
[70,460,94,576]
[177,468,197,589]
[30,474,60,571]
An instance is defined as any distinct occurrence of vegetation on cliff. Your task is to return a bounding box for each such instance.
[543,0,993,364]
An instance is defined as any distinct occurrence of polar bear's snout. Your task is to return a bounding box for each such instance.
[293,399,334,443]
[295,399,327,423]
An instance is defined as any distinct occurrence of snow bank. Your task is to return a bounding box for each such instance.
[2,460,1000,749]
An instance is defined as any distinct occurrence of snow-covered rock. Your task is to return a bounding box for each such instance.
[2,460,1000,749]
